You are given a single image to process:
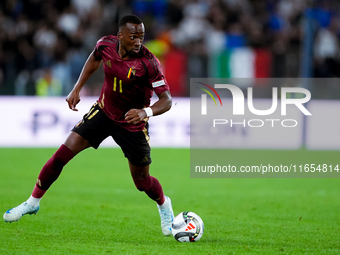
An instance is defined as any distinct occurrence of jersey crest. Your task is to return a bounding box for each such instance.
[127,67,136,79]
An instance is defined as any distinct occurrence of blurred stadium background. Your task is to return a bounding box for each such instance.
[1,0,340,149]
[0,0,340,97]
[0,0,339,149]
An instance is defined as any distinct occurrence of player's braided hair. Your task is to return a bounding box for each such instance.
[118,14,143,29]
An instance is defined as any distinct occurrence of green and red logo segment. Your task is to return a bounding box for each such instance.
[196,82,223,106]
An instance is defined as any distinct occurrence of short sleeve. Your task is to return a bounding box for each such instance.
[93,46,102,60]
[146,56,170,94]
[93,36,116,60]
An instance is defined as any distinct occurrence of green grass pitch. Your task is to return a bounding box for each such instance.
[0,148,339,254]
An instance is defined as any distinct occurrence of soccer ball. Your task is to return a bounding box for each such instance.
[171,211,204,242]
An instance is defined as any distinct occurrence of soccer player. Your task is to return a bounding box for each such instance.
[3,14,174,236]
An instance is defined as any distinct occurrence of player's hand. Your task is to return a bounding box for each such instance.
[66,90,81,111]
[125,109,147,125]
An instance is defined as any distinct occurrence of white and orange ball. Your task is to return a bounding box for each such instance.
[171,211,204,242]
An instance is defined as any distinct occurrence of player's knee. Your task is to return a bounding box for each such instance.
[133,175,151,192]
[50,145,74,171]
[136,186,145,192]
[53,152,66,166]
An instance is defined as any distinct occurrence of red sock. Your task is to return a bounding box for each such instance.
[32,144,74,198]
[133,175,165,205]
[32,185,46,198]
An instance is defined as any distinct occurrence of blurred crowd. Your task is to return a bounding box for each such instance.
[0,0,340,97]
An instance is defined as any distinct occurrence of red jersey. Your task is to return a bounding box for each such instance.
[93,35,170,132]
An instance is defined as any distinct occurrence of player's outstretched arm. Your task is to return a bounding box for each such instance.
[66,51,102,111]
[125,90,172,124]
[150,90,172,116]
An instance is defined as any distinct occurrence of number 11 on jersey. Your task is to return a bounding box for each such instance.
[113,77,123,93]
